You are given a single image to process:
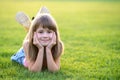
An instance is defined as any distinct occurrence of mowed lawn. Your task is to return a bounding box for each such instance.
[0,1,120,80]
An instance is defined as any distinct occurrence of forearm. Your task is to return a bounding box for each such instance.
[28,48,44,72]
[46,48,60,72]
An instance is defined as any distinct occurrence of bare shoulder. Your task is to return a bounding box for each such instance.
[23,40,29,51]
[59,41,64,54]
[23,40,29,46]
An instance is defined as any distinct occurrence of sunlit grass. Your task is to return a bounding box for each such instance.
[0,1,120,80]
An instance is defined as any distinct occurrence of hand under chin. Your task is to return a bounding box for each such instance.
[41,43,49,47]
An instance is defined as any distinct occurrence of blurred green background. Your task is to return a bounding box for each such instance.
[0,0,120,80]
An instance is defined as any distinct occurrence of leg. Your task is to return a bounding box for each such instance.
[15,12,31,32]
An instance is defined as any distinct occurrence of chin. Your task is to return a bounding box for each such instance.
[42,43,49,47]
[40,41,50,47]
[43,45,47,47]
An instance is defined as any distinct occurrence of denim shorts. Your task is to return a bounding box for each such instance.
[11,47,25,65]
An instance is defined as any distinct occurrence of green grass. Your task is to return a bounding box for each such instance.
[0,1,120,80]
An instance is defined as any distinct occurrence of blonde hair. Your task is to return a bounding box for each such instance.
[24,14,63,61]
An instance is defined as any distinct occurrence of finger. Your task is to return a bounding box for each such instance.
[35,32,40,44]
[35,32,43,47]
[53,32,56,45]
[51,32,55,42]
[35,32,38,38]
[53,32,56,42]
[34,32,38,45]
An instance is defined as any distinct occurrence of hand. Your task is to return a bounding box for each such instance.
[46,32,56,49]
[33,32,43,49]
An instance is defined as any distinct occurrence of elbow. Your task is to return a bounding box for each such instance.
[28,66,42,72]
[48,66,60,72]
[28,67,37,72]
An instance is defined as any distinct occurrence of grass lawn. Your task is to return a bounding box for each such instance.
[0,1,120,80]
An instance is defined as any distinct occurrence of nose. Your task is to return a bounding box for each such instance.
[43,32,48,38]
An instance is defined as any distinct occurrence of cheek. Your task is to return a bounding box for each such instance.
[49,33,53,38]
[36,33,41,38]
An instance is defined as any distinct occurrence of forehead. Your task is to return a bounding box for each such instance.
[36,27,51,31]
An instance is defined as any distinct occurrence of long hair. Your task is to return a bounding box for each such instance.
[24,14,64,61]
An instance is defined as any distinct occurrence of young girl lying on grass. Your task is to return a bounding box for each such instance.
[11,7,64,72]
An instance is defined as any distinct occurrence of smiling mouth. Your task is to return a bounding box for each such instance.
[41,40,49,42]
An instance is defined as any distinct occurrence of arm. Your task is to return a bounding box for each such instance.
[46,32,60,72]
[28,48,44,72]
[23,32,44,72]
[46,47,60,72]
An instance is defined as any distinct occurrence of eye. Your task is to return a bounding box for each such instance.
[47,30,52,33]
[39,30,43,33]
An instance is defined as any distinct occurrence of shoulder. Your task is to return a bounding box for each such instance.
[23,40,29,50]
[56,40,64,57]
[59,41,64,53]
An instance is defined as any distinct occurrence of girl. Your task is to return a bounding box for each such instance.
[11,9,64,72]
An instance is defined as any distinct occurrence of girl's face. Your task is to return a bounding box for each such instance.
[36,27,54,46]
